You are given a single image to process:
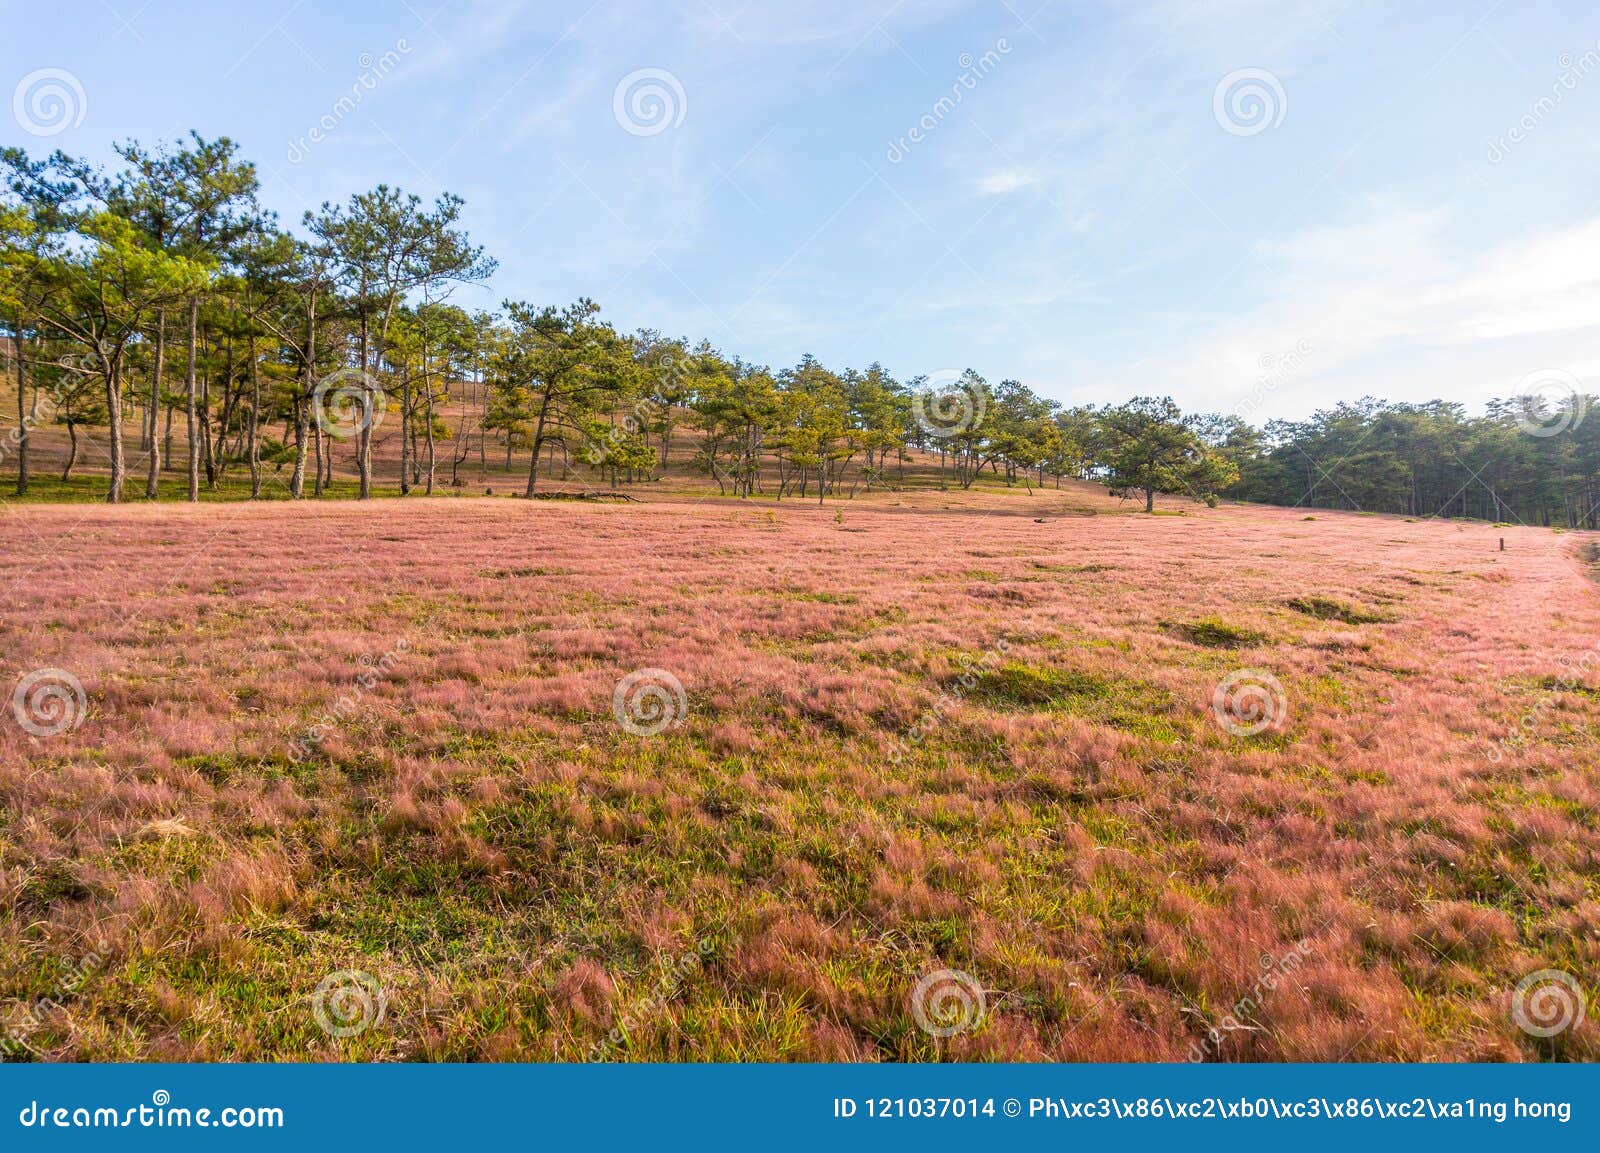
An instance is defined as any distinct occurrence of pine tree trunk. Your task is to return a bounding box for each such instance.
[248,333,261,498]
[105,361,125,503]
[185,296,200,501]
[313,419,324,497]
[291,398,308,498]
[425,392,436,494]
[201,371,215,489]
[294,288,318,498]
[399,367,411,495]
[146,310,164,498]
[358,311,372,499]
[13,326,28,496]
[524,396,552,497]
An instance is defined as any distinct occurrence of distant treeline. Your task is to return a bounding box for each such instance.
[1227,397,1599,527]
[2,135,1594,526]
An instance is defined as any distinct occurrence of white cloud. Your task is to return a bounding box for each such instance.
[1097,208,1600,420]
[975,167,1035,194]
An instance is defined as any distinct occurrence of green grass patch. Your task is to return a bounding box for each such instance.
[1284,595,1394,624]
[957,661,1178,739]
[1163,616,1266,649]
[774,588,858,604]
[1536,674,1600,700]
[1031,561,1117,574]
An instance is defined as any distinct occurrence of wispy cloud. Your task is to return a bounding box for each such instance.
[1098,208,1600,419]
[975,167,1034,194]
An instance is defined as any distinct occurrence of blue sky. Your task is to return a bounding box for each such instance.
[5,0,1600,421]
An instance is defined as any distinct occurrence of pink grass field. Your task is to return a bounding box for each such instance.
[1,486,1597,1061]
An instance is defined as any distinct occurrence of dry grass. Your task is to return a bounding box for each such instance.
[1,484,1597,1061]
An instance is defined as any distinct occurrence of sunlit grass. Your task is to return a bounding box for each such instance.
[1,488,1596,1062]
